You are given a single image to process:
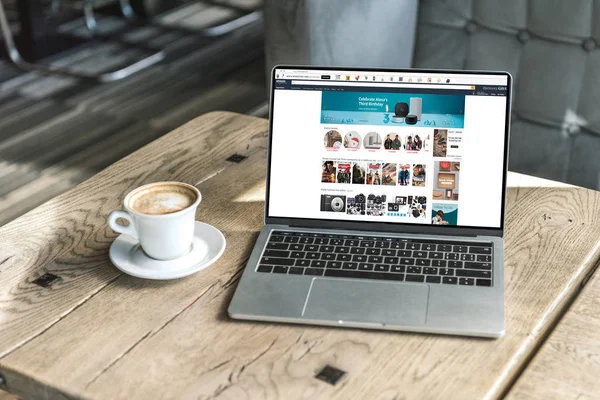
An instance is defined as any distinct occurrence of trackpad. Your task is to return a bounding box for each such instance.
[303,278,428,325]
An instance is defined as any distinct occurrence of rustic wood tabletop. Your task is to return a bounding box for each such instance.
[1,112,599,400]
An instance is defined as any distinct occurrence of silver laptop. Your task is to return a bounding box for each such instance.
[229,66,511,338]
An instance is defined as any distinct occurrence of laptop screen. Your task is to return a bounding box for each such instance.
[267,68,510,229]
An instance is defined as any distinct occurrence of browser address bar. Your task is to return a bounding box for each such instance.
[291,80,474,90]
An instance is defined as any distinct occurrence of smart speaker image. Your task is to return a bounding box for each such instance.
[410,97,422,121]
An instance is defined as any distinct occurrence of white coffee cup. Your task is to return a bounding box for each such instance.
[108,182,201,260]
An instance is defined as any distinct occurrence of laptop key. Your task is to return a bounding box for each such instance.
[296,259,310,267]
[361,241,375,248]
[459,277,475,285]
[358,263,374,271]
[305,268,324,276]
[273,266,288,274]
[439,268,454,276]
[284,236,299,243]
[414,251,427,258]
[423,267,438,275]
[453,245,468,253]
[375,241,390,249]
[366,248,381,255]
[465,262,491,270]
[320,245,334,252]
[398,250,412,257]
[290,244,304,251]
[470,246,492,254]
[353,255,367,262]
[438,244,452,252]
[460,254,475,261]
[331,239,344,246]
[384,256,399,264]
[448,261,463,268]
[342,262,358,270]
[263,250,290,258]
[345,239,359,246]
[306,252,320,260]
[432,260,447,267]
[374,264,390,272]
[422,244,436,251]
[350,247,365,254]
[291,251,305,258]
[270,236,284,243]
[445,253,459,260]
[267,243,288,250]
[429,252,444,259]
[335,246,350,253]
[261,257,294,266]
[327,261,342,269]
[442,277,458,285]
[336,254,352,261]
[321,253,336,260]
[311,260,326,268]
[407,243,421,250]
[325,269,404,281]
[391,242,405,249]
[426,276,441,284]
[368,255,383,263]
[315,238,329,245]
[477,255,492,262]
[257,265,272,273]
[289,267,304,275]
[456,270,491,279]
[306,245,319,252]
[416,259,431,266]
[382,249,396,256]
[407,266,422,274]
[400,258,415,265]
[299,237,314,244]
[406,274,425,282]
[476,279,492,287]
[391,265,406,273]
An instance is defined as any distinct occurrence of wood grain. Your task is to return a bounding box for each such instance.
[1,112,600,400]
[507,265,600,400]
[0,390,18,400]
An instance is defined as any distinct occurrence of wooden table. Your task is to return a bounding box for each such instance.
[1,111,600,400]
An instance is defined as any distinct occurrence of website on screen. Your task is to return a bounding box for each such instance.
[268,69,508,228]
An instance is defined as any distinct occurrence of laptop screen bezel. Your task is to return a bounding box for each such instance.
[264,65,512,237]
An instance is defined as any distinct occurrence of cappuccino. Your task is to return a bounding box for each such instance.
[128,183,197,215]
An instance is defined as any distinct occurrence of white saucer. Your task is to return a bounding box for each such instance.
[391,116,405,123]
[109,221,226,280]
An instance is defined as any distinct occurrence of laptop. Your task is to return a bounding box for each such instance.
[228,66,511,338]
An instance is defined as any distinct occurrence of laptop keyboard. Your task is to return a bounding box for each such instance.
[256,231,493,287]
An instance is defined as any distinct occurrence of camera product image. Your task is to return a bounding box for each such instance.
[347,194,366,215]
[373,194,386,204]
[320,194,346,212]
[407,196,427,219]
[366,193,386,216]
[387,195,408,217]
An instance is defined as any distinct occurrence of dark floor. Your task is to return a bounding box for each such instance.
[0,2,268,227]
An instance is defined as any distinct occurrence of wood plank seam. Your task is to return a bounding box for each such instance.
[0,273,122,359]
[495,245,600,399]
[83,259,249,388]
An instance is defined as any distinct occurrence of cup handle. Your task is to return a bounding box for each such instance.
[108,210,138,239]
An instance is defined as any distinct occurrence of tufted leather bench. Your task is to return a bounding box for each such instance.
[414,0,600,189]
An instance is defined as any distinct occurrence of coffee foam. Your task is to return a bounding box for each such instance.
[129,183,197,215]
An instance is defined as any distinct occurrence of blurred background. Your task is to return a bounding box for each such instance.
[0,0,598,231]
